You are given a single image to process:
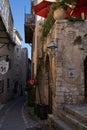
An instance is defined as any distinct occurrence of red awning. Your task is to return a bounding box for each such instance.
[75,0,87,7]
[72,6,87,18]
[66,7,73,18]
[66,0,87,18]
[32,0,54,18]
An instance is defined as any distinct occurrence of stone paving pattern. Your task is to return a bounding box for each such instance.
[23,102,54,130]
[0,97,54,130]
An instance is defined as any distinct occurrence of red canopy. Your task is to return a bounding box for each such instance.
[32,0,54,18]
[66,0,87,18]
[72,6,87,18]
[72,0,87,18]
[75,0,87,7]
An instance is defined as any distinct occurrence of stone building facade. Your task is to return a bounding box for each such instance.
[46,20,87,115]
[21,48,29,91]
[0,43,14,102]
[33,19,87,116]
[0,0,28,103]
[26,0,87,124]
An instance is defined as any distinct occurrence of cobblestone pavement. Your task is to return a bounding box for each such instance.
[0,96,54,130]
[0,97,26,130]
[23,102,54,130]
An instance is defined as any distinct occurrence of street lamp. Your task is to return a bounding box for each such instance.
[47,38,58,56]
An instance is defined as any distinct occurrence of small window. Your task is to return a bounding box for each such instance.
[17,48,20,57]
[9,59,11,70]
[17,48,19,53]
[0,80,4,94]
[7,78,10,91]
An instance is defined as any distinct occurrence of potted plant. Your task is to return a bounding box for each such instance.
[50,0,76,20]
[40,0,76,38]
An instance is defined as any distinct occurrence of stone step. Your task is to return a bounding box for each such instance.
[26,124,55,130]
[58,110,87,130]
[48,114,72,130]
[63,105,87,124]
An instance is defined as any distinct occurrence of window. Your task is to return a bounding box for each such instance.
[0,80,4,94]
[7,78,10,91]
[17,48,20,57]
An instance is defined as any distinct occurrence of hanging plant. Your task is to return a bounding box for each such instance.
[68,16,84,22]
[50,0,76,11]
[40,14,55,38]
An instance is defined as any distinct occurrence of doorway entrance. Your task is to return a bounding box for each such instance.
[84,56,87,98]
[13,81,18,96]
[45,55,52,114]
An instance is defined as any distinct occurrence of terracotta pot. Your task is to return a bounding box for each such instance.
[53,8,66,20]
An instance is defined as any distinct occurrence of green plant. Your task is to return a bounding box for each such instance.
[27,86,36,107]
[50,1,67,11]
[50,0,76,11]
[40,14,55,38]
[68,16,84,22]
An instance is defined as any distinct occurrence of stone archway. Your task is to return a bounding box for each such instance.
[84,56,87,99]
[45,54,52,114]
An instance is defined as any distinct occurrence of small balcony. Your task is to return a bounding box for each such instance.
[24,14,35,44]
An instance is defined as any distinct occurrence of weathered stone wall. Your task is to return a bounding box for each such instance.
[52,20,87,113]
[0,44,28,103]
[0,43,14,103]
[35,19,87,115]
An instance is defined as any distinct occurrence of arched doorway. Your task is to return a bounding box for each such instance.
[84,56,87,99]
[13,81,19,96]
[45,55,52,114]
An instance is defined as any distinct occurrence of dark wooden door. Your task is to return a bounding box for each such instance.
[84,56,87,98]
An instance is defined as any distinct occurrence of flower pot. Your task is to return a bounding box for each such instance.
[53,8,66,20]
[35,104,48,120]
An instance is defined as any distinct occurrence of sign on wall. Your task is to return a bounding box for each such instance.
[0,60,9,74]
[68,66,75,78]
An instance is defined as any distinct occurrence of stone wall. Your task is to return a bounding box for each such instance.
[53,20,87,112]
[0,43,14,103]
[35,19,87,115]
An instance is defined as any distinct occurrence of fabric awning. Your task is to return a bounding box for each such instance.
[32,0,54,18]
[66,0,87,18]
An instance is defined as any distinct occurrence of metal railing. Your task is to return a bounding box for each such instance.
[25,14,35,26]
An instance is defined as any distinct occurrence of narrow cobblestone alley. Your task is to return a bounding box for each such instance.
[0,96,54,130]
[0,97,26,130]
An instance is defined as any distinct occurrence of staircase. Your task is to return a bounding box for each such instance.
[48,104,87,130]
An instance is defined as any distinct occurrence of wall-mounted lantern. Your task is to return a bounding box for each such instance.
[47,38,58,56]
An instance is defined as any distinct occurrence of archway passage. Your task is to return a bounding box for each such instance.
[84,56,87,99]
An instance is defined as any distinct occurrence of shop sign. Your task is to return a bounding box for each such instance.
[0,60,9,74]
[68,66,75,78]
[28,78,35,86]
